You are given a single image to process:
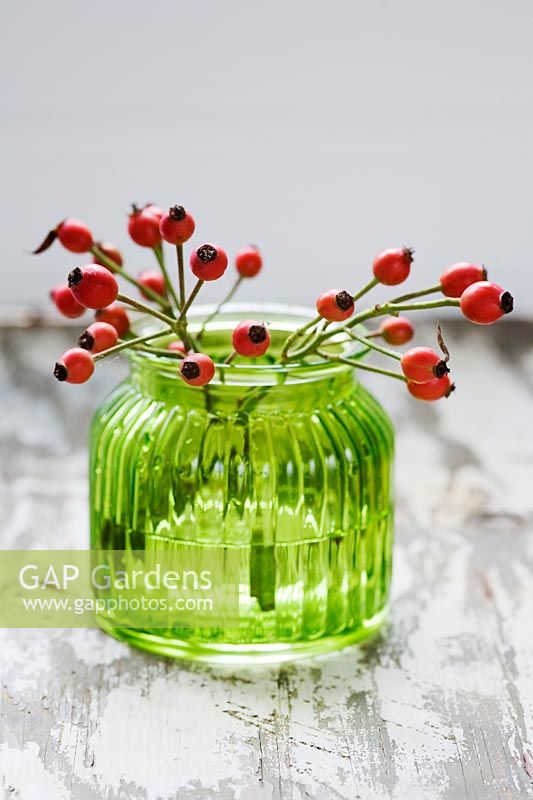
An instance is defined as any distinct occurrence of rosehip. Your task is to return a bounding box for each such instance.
[373,247,413,286]
[128,207,162,248]
[190,244,228,281]
[407,375,455,402]
[53,348,94,384]
[78,322,118,354]
[459,281,514,325]
[316,289,354,322]
[94,304,130,337]
[439,262,487,298]
[235,246,263,278]
[138,269,167,300]
[68,265,119,309]
[159,205,196,245]
[180,353,215,386]
[379,316,414,346]
[33,219,93,255]
[50,285,85,319]
[400,347,449,383]
[167,340,187,354]
[232,320,271,357]
[58,219,93,253]
[92,242,123,268]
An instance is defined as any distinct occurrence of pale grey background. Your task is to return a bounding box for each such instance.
[1,0,532,313]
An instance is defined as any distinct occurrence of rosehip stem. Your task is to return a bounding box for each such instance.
[176,244,186,310]
[280,279,377,360]
[353,277,379,302]
[224,350,237,365]
[90,245,171,310]
[197,276,244,343]
[135,344,184,360]
[153,243,180,314]
[280,314,322,360]
[178,279,204,323]
[92,327,174,361]
[287,298,460,361]
[116,293,177,328]
[345,330,401,361]
[389,283,442,304]
[316,350,407,382]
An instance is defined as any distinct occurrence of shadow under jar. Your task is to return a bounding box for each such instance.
[90,304,394,663]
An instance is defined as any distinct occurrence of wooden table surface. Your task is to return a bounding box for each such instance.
[1,321,532,800]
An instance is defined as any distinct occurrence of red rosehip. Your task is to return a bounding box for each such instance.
[373,247,413,286]
[167,340,187,354]
[68,265,119,309]
[94,304,130,337]
[57,219,93,253]
[159,205,196,245]
[316,289,355,322]
[179,353,215,386]
[92,242,123,268]
[407,375,455,402]
[138,269,167,300]
[32,219,93,255]
[53,348,94,384]
[50,284,86,319]
[400,347,449,384]
[232,320,271,357]
[460,281,514,325]
[439,262,487,298]
[78,321,118,354]
[190,244,228,281]
[379,316,414,346]
[128,207,162,248]
[235,246,263,278]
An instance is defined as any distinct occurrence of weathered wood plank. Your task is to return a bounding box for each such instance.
[1,322,532,799]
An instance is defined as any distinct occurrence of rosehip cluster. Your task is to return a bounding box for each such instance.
[35,203,514,403]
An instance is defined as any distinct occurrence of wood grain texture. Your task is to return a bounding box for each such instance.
[1,321,532,800]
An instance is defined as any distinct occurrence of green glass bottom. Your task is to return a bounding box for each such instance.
[96,604,388,665]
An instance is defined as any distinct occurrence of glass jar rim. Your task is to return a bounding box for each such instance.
[128,302,367,385]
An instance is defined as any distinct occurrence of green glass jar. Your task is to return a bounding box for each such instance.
[90,305,394,663]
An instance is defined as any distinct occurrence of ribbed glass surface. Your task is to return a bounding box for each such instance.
[90,306,394,662]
